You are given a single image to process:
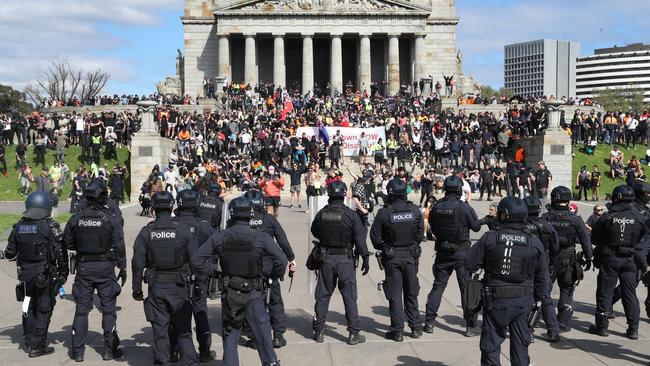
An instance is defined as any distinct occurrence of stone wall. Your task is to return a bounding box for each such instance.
[183,21,219,98]
[130,134,177,202]
[517,127,573,191]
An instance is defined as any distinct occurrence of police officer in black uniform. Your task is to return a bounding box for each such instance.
[425,175,481,336]
[77,181,124,228]
[197,182,224,229]
[191,196,286,366]
[541,186,592,332]
[132,191,199,365]
[370,179,424,341]
[63,183,126,361]
[244,189,296,348]
[523,196,561,342]
[589,185,650,339]
[1,192,68,357]
[310,181,370,344]
[465,196,550,366]
[172,189,216,362]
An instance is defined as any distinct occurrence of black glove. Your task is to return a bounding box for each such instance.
[57,274,68,286]
[118,269,127,287]
[132,290,144,301]
[361,256,370,276]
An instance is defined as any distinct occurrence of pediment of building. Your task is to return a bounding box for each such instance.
[214,0,431,15]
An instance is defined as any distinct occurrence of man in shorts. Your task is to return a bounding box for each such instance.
[283,162,308,209]
[262,165,285,218]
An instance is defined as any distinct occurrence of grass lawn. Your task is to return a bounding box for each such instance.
[0,213,72,240]
[572,142,649,200]
[0,145,129,201]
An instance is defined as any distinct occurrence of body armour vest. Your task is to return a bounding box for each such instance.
[318,205,352,248]
[547,211,577,249]
[197,196,222,227]
[527,218,550,252]
[176,215,209,246]
[384,203,418,247]
[431,199,464,244]
[249,212,267,233]
[606,209,639,249]
[146,221,186,271]
[221,228,262,279]
[15,219,49,262]
[74,208,112,255]
[485,229,536,284]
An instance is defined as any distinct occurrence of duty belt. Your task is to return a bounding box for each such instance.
[604,247,635,258]
[77,253,114,262]
[322,247,352,255]
[384,244,417,258]
[488,285,534,299]
[154,271,182,284]
[438,240,471,252]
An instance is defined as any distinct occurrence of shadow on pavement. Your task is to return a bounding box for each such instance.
[556,338,650,365]
[395,355,448,366]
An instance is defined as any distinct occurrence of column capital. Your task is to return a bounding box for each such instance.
[272,33,285,38]
[387,33,401,38]
[243,33,257,38]
[302,33,314,38]
[358,33,372,38]
[330,32,343,38]
[414,32,426,38]
[217,33,230,38]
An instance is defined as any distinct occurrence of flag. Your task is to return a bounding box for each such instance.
[318,124,329,146]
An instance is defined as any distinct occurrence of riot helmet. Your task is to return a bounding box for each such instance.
[497,196,528,223]
[550,186,572,207]
[611,185,635,204]
[523,196,541,216]
[24,192,53,220]
[633,182,650,204]
[387,179,407,197]
[152,191,175,211]
[229,196,253,220]
[443,175,463,195]
[327,181,347,198]
[177,189,199,210]
[243,189,266,212]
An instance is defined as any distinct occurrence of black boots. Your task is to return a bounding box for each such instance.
[346,331,366,345]
[272,332,287,348]
[314,329,325,343]
[385,331,404,342]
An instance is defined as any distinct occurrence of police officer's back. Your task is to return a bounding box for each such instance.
[541,186,592,332]
[1,192,68,358]
[131,191,199,365]
[370,179,424,341]
[191,196,286,366]
[245,189,295,348]
[77,181,124,228]
[424,175,481,336]
[466,197,550,366]
[63,183,126,361]
[589,185,650,339]
[197,183,224,229]
[173,189,216,362]
[310,181,370,345]
[523,196,561,342]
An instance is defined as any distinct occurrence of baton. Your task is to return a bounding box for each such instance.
[288,268,295,292]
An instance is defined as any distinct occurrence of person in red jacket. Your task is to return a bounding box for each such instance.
[260,165,285,218]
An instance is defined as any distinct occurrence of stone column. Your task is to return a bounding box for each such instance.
[218,35,231,82]
[244,34,258,86]
[330,34,343,95]
[359,34,371,94]
[413,34,424,89]
[302,34,314,94]
[273,34,286,88]
[388,34,400,95]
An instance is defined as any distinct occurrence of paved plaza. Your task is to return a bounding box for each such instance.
[0,196,648,366]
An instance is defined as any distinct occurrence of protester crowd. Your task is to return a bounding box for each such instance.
[40,93,198,108]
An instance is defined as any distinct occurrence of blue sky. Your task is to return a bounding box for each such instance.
[1,0,647,96]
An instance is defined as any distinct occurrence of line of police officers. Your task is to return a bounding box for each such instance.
[2,176,650,365]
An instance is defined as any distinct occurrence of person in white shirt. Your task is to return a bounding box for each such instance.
[240,129,251,154]
[163,165,179,197]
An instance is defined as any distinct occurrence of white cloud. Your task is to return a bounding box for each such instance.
[458,0,647,88]
[0,0,183,92]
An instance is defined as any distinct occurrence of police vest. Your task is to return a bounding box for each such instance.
[527,218,550,252]
[221,228,262,279]
[74,208,112,255]
[547,211,577,249]
[384,203,419,247]
[606,210,639,249]
[14,219,49,263]
[146,221,186,271]
[318,205,353,248]
[249,212,267,233]
[485,229,536,284]
[197,196,222,228]
[176,214,209,246]
[430,198,464,244]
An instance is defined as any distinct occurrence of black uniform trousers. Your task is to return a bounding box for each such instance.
[223,289,278,366]
[612,273,650,318]
[268,278,287,334]
[480,295,533,366]
[549,250,577,328]
[384,256,422,332]
[144,283,198,366]
[21,273,56,350]
[595,255,640,328]
[313,254,361,333]
[170,280,211,355]
[71,263,121,356]
[539,257,560,336]
[425,250,477,326]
